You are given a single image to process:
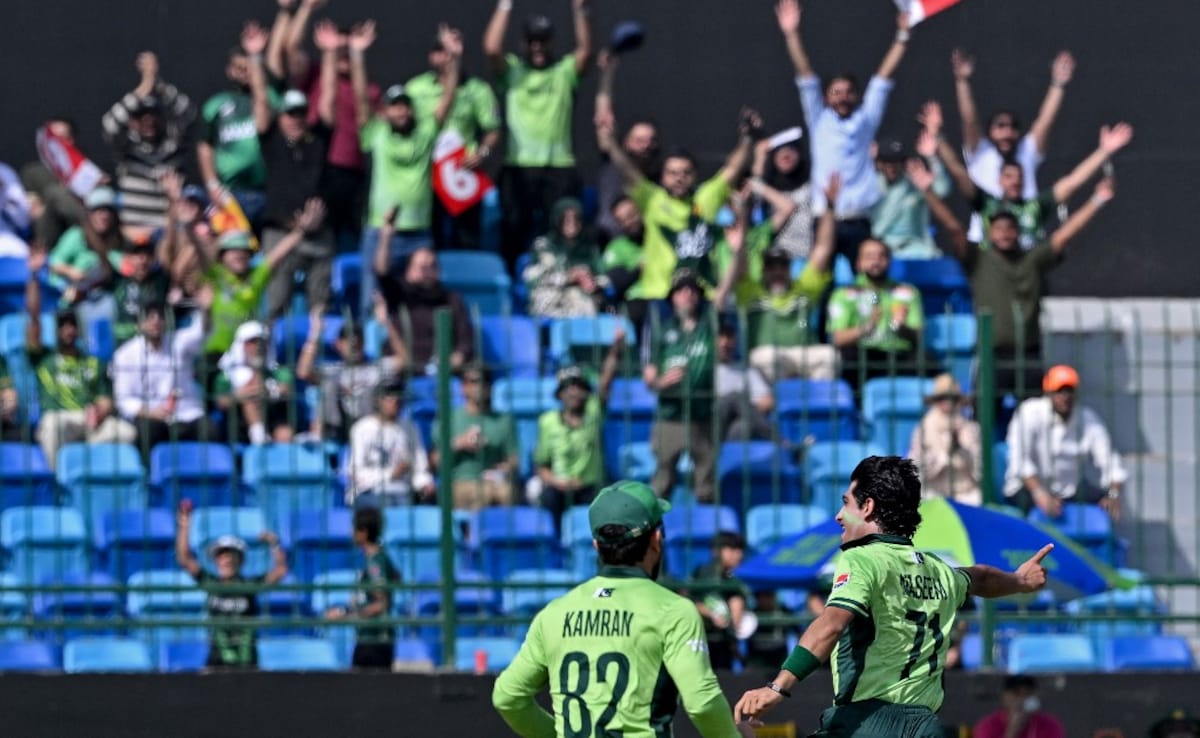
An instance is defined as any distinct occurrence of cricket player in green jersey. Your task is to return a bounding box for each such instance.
[735,456,1053,737]
[493,481,756,738]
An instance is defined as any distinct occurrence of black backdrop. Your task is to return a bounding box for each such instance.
[2,0,1197,296]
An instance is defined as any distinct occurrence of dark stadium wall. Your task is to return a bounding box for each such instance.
[2,0,1197,296]
[3,671,1189,737]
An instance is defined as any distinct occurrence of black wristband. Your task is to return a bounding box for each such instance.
[766,681,791,698]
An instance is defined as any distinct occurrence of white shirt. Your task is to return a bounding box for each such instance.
[0,163,31,258]
[965,135,1044,242]
[112,319,207,423]
[797,75,893,217]
[1004,396,1129,499]
[347,414,434,502]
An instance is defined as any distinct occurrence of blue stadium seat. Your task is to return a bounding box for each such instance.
[1029,504,1126,566]
[0,312,56,358]
[331,253,363,317]
[547,316,638,367]
[150,442,238,508]
[261,575,312,636]
[126,569,207,649]
[257,637,341,671]
[1006,634,1099,673]
[188,507,271,578]
[478,315,541,377]
[0,258,31,314]
[0,443,57,510]
[97,508,175,580]
[492,376,560,479]
[310,569,358,615]
[1063,570,1165,638]
[32,573,120,640]
[662,504,741,579]
[406,376,467,451]
[717,441,804,511]
[159,640,208,673]
[502,568,575,615]
[992,442,1008,501]
[604,379,658,480]
[242,444,336,532]
[474,507,562,581]
[833,254,854,287]
[613,442,659,484]
[561,506,597,580]
[745,504,829,552]
[272,314,344,364]
[925,315,976,392]
[0,572,28,640]
[1,506,89,584]
[291,508,355,583]
[774,379,859,444]
[394,637,435,669]
[383,507,461,582]
[0,640,59,672]
[438,250,512,316]
[890,258,971,316]
[960,633,984,671]
[455,636,521,672]
[86,318,114,363]
[412,570,499,646]
[64,636,153,673]
[1101,635,1195,672]
[512,252,534,314]
[861,377,935,456]
[804,441,887,513]
[56,443,147,536]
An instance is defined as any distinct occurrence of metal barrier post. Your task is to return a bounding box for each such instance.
[435,308,457,667]
[976,312,997,668]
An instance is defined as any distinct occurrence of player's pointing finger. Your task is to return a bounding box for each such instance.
[1030,543,1054,564]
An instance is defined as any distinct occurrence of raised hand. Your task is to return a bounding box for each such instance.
[824,172,842,206]
[572,0,589,11]
[915,129,938,159]
[917,100,943,135]
[382,205,400,230]
[1051,50,1076,86]
[896,7,911,32]
[160,170,184,203]
[295,197,328,232]
[951,49,974,81]
[1099,122,1134,154]
[905,159,934,193]
[595,117,617,153]
[775,0,801,34]
[372,291,390,325]
[596,48,617,73]
[438,24,464,58]
[738,107,764,139]
[1093,177,1116,204]
[242,21,269,55]
[314,19,342,52]
[136,51,159,83]
[349,20,377,52]
[1015,543,1053,593]
[302,0,328,9]
[276,0,297,9]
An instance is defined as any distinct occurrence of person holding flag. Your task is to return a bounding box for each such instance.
[734,456,1055,737]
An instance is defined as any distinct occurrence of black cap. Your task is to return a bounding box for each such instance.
[762,246,792,265]
[555,365,592,396]
[55,308,78,327]
[1002,675,1037,691]
[668,268,703,297]
[524,14,554,41]
[375,376,406,398]
[877,138,908,162]
[132,95,161,115]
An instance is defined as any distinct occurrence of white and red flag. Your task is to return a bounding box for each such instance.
[894,0,963,25]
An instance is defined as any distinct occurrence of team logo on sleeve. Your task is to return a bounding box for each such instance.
[912,552,925,565]
[833,573,851,590]
[593,587,614,598]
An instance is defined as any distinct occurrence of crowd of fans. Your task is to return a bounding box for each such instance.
[0,0,1140,670]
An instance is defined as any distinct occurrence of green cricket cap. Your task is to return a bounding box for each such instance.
[588,480,671,543]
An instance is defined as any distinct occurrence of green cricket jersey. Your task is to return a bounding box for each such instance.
[650,313,716,422]
[202,88,279,191]
[493,566,741,738]
[500,54,580,168]
[204,260,273,354]
[630,176,729,300]
[28,346,109,412]
[826,277,924,353]
[360,117,439,231]
[825,535,971,712]
[404,72,501,150]
[352,547,401,645]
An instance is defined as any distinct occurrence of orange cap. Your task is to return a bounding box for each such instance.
[1043,365,1079,392]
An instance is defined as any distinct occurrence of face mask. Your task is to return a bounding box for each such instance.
[1022,696,1041,713]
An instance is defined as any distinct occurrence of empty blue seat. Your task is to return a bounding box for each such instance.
[455,636,521,672]
[189,507,271,578]
[0,311,55,357]
[63,636,153,673]
[242,444,336,531]
[662,504,741,579]
[804,441,887,513]
[86,318,114,363]
[0,258,31,314]
[1102,635,1195,672]
[604,379,658,480]
[126,569,207,648]
[0,443,56,510]
[479,316,541,377]
[925,315,976,392]
[438,250,512,316]
[548,316,638,366]
[774,379,859,445]
[493,376,560,478]
[150,442,238,508]
[0,572,28,640]
[258,637,341,671]
[1028,504,1112,545]
[890,258,971,316]
[159,639,208,673]
[32,573,120,640]
[613,442,658,484]
[412,570,499,645]
[502,568,575,615]
[717,441,804,512]
[272,314,345,364]
[291,508,355,583]
[475,507,562,581]
[310,569,359,615]
[745,504,829,552]
[0,640,59,672]
[405,376,466,451]
[1,506,89,584]
[56,443,147,535]
[97,508,175,580]
[383,507,460,582]
[1006,633,1099,673]
[1063,570,1165,638]
[331,253,363,316]
[561,506,597,580]
[260,575,312,636]
[861,377,935,456]
[394,637,435,669]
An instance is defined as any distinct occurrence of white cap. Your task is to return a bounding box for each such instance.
[234,321,269,344]
[208,535,247,558]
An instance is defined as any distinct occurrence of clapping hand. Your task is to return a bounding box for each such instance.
[348,20,376,52]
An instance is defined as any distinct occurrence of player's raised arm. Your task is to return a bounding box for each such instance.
[492,612,555,737]
[965,544,1053,598]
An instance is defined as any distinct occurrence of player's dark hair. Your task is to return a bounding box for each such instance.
[712,531,746,551]
[353,507,383,544]
[849,456,922,538]
[824,73,860,97]
[595,524,657,566]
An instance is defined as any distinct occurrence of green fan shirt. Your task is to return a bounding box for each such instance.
[825,535,971,712]
[827,276,925,352]
[971,189,1057,252]
[202,88,279,191]
[204,260,273,354]
[27,345,109,412]
[630,176,729,300]
[533,396,604,488]
[738,262,833,350]
[404,72,501,150]
[500,54,580,168]
[492,566,742,738]
[434,407,519,482]
[352,547,402,645]
[360,117,439,231]
[650,314,715,422]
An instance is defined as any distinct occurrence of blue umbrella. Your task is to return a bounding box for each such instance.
[736,498,1131,595]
